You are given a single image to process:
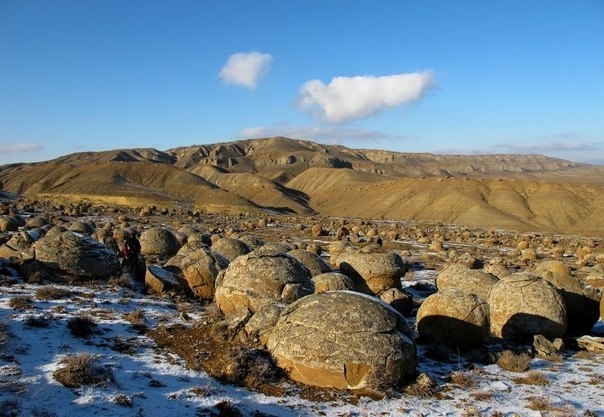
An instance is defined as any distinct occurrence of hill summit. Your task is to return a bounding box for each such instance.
[2,137,603,236]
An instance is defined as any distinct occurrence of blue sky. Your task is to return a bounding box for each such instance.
[1,1,603,165]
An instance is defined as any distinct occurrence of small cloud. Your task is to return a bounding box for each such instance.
[0,142,43,154]
[493,138,603,154]
[297,71,436,123]
[237,124,388,143]
[219,51,273,89]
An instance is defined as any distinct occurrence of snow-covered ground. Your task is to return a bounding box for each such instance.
[1,278,604,417]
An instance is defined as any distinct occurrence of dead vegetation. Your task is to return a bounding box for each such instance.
[8,296,33,310]
[35,286,75,300]
[496,349,532,372]
[512,371,550,386]
[66,315,97,338]
[52,353,114,388]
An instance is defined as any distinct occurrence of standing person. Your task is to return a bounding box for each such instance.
[124,231,142,277]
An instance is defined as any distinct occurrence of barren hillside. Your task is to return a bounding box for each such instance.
[1,137,603,236]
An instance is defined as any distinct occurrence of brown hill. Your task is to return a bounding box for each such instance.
[1,137,603,236]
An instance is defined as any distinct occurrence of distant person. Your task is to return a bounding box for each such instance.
[123,231,142,277]
[103,232,121,258]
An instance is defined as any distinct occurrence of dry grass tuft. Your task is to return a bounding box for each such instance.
[112,336,138,355]
[524,396,574,415]
[470,391,494,402]
[67,315,97,338]
[0,399,21,417]
[496,349,532,372]
[122,309,146,325]
[110,394,132,408]
[53,353,114,388]
[512,371,550,386]
[196,400,243,417]
[9,296,33,310]
[224,346,282,390]
[35,286,74,300]
[447,371,476,388]
[0,320,7,349]
[25,315,51,328]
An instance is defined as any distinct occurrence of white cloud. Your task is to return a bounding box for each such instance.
[237,124,388,142]
[0,142,43,154]
[297,71,436,123]
[219,51,273,89]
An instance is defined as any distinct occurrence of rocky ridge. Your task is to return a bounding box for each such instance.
[1,136,604,236]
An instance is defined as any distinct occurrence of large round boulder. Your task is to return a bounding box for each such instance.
[488,272,568,340]
[139,227,180,259]
[69,221,95,236]
[436,263,499,301]
[335,251,407,295]
[288,249,332,277]
[32,226,120,279]
[211,237,251,262]
[417,288,489,351]
[532,260,600,335]
[267,291,416,389]
[214,248,313,315]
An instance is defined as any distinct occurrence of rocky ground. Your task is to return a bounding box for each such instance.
[1,197,604,416]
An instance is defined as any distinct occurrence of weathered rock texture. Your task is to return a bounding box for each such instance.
[417,288,490,350]
[166,246,229,300]
[288,249,332,277]
[139,227,181,258]
[32,226,120,279]
[532,260,600,335]
[488,272,568,340]
[267,291,416,389]
[436,263,499,301]
[211,237,251,262]
[335,251,407,295]
[214,248,313,315]
[145,265,185,294]
[312,272,355,293]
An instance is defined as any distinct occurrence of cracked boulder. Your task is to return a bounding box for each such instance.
[267,291,416,390]
[140,227,181,260]
[417,288,489,350]
[436,263,499,301]
[288,249,332,277]
[335,251,407,296]
[165,245,229,300]
[32,226,120,280]
[312,272,355,293]
[214,248,313,315]
[211,237,251,262]
[488,272,568,340]
[532,260,600,335]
